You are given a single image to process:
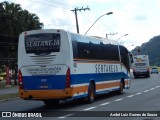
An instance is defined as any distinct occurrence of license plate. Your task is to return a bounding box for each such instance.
[40,84,48,88]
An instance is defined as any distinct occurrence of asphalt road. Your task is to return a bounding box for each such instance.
[0,73,160,120]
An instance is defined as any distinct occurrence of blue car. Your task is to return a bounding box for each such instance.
[151,67,159,74]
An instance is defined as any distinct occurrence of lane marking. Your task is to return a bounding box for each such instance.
[127,95,134,98]
[58,86,160,118]
[83,107,96,111]
[58,114,74,118]
[100,102,111,106]
[135,92,142,95]
[144,90,149,92]
[155,86,160,88]
[149,88,155,90]
[114,98,123,102]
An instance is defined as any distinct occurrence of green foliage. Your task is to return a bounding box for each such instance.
[0,1,44,66]
[131,35,160,66]
[0,1,43,36]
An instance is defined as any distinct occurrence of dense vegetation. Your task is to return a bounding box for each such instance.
[131,35,160,66]
[0,1,43,66]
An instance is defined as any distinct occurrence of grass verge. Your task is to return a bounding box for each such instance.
[0,80,18,89]
[0,93,18,100]
[0,81,19,101]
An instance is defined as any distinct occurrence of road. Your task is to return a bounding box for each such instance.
[0,73,160,120]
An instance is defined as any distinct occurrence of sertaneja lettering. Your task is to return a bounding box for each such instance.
[53,40,60,45]
[26,40,60,48]
[95,64,118,73]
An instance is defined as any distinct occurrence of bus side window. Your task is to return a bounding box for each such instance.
[72,40,78,58]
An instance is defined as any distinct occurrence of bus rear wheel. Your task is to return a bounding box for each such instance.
[87,82,95,103]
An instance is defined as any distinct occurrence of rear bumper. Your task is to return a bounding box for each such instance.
[151,71,158,74]
[133,71,149,76]
[19,85,89,100]
[19,88,72,100]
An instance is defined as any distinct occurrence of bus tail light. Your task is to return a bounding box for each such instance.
[66,68,70,88]
[18,70,23,89]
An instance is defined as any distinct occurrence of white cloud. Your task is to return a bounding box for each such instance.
[12,0,74,29]
[69,0,109,5]
[1,0,160,50]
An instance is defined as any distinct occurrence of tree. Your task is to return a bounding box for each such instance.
[0,1,44,66]
[131,35,160,66]
[0,1,43,36]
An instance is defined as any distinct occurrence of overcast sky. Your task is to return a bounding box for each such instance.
[1,0,160,50]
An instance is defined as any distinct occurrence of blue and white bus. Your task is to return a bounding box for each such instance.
[18,29,133,105]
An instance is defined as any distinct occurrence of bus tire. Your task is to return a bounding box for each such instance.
[147,73,150,78]
[43,99,59,106]
[134,75,138,79]
[87,82,95,103]
[117,81,124,95]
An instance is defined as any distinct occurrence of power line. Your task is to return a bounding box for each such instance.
[82,11,105,34]
[106,32,118,39]
[41,0,73,8]
[80,11,105,35]
[71,7,90,33]
[27,0,72,9]
[80,11,93,23]
[85,11,115,33]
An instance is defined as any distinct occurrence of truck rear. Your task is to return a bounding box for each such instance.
[133,55,150,78]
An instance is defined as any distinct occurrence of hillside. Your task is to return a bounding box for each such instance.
[131,35,160,66]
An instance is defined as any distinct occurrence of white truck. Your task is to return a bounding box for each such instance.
[132,55,150,78]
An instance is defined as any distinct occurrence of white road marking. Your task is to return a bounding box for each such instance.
[144,90,149,93]
[57,85,160,118]
[83,107,96,111]
[83,86,158,112]
[100,102,111,106]
[114,98,123,102]
[127,95,134,98]
[58,114,74,118]
[60,86,160,117]
[149,88,155,90]
[135,92,142,95]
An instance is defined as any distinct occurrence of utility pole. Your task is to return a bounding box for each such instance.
[71,7,90,34]
[107,32,118,39]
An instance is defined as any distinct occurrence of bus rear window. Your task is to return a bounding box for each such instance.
[25,33,60,54]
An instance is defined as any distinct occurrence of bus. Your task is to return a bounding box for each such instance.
[133,55,150,78]
[18,29,133,105]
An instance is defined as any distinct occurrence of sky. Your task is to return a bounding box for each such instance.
[1,0,160,50]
